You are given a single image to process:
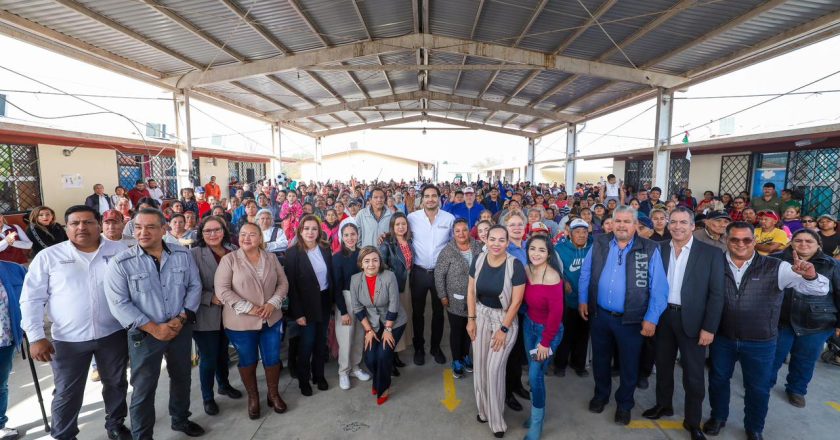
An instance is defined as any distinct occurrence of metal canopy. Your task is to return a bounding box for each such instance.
[1,0,838,139]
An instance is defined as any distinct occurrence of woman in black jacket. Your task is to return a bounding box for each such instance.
[770,228,840,408]
[285,215,334,396]
[378,212,414,373]
[26,206,68,257]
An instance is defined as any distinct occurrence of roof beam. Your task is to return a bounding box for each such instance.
[313,114,533,138]
[553,0,618,55]
[266,75,318,107]
[305,71,365,123]
[537,122,569,137]
[218,0,290,54]
[139,0,246,62]
[425,115,534,138]
[165,34,684,89]
[451,0,486,94]
[305,64,545,72]
[272,91,579,122]
[349,0,396,99]
[314,115,426,136]
[230,81,292,111]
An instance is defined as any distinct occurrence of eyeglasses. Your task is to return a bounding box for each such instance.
[802,219,816,223]
[203,228,223,235]
[727,237,754,245]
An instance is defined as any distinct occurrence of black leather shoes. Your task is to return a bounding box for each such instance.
[702,418,726,436]
[642,404,674,419]
[203,399,219,416]
[637,376,649,390]
[746,432,763,440]
[684,421,706,440]
[171,421,205,437]
[574,369,589,378]
[107,424,132,440]
[505,394,522,411]
[314,378,329,391]
[414,349,426,366]
[430,349,447,365]
[300,383,313,396]
[588,398,606,414]
[394,353,406,368]
[392,365,401,377]
[217,385,243,399]
[614,409,631,426]
[513,386,530,400]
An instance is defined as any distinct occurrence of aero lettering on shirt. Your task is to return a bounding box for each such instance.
[634,252,649,288]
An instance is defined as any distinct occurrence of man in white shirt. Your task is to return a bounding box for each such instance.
[407,184,454,366]
[147,179,165,205]
[21,205,131,440]
[641,207,725,438]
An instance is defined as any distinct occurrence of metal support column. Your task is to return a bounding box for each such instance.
[652,88,673,191]
[565,124,577,191]
[173,90,193,191]
[270,123,282,181]
[315,137,323,182]
[526,137,535,183]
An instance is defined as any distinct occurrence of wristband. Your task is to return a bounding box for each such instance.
[500,325,509,334]
[384,327,393,333]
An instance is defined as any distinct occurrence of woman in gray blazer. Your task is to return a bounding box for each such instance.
[190,216,243,416]
[349,246,407,405]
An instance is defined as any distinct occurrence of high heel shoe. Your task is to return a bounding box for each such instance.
[394,353,406,368]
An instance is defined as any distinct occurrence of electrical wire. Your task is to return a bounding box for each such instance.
[0,89,173,100]
[579,103,656,149]
[674,90,840,99]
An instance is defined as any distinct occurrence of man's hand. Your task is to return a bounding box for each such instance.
[341,314,352,326]
[641,320,656,337]
[791,250,817,280]
[698,330,715,346]
[578,304,589,321]
[30,339,55,362]
[296,317,307,326]
[441,297,449,308]
[210,296,222,305]
[150,323,179,341]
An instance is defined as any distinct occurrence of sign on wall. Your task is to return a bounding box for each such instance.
[62,173,83,189]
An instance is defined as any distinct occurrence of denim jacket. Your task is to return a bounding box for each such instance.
[0,261,26,348]
[105,242,201,330]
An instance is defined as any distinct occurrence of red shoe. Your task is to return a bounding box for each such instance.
[371,386,377,396]
[377,395,389,405]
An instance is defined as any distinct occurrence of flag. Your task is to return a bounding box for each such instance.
[683,131,692,161]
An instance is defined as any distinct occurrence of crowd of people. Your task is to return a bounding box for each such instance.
[0,173,837,440]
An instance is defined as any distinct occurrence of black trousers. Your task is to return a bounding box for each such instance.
[448,312,470,362]
[640,336,656,378]
[655,307,707,428]
[554,306,590,372]
[365,325,405,398]
[505,313,526,396]
[410,266,444,352]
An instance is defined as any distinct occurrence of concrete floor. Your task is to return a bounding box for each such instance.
[5,330,840,440]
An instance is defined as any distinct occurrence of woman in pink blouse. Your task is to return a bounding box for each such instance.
[522,234,564,440]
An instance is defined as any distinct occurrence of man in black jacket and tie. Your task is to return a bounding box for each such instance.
[642,207,725,440]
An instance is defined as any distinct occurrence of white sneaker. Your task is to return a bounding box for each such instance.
[339,374,351,390]
[0,427,19,439]
[351,368,371,381]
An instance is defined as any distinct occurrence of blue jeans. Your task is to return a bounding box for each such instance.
[522,315,563,409]
[226,320,284,368]
[0,345,15,428]
[590,309,643,411]
[192,330,233,401]
[771,326,833,396]
[709,335,776,434]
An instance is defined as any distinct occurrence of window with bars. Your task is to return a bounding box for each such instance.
[228,161,267,186]
[787,148,840,218]
[116,153,177,199]
[191,158,200,188]
[0,143,42,213]
[719,154,752,196]
[624,159,652,193]
[668,158,690,197]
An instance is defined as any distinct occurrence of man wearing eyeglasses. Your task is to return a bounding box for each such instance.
[703,221,829,440]
[21,205,131,440]
[641,207,725,440]
[578,205,669,426]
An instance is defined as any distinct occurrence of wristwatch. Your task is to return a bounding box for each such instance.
[384,327,393,333]
[500,325,509,334]
[177,315,187,325]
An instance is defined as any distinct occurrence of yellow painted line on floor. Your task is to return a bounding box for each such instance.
[827,401,840,412]
[627,420,656,429]
[440,368,461,412]
[656,420,684,430]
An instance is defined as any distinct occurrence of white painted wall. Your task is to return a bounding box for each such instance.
[38,144,119,216]
[197,157,230,199]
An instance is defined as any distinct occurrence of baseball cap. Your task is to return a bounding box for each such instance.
[569,219,589,230]
[102,209,123,223]
[638,216,654,230]
[195,187,205,194]
[817,214,837,222]
[530,222,549,234]
[706,210,732,221]
[758,210,780,222]
[464,187,475,194]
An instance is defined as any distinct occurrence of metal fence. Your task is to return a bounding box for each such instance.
[668,158,691,197]
[228,161,267,186]
[718,154,752,196]
[117,153,177,199]
[787,148,840,217]
[0,143,42,213]
[624,159,652,193]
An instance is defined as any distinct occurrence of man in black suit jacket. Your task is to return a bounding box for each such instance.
[84,183,113,214]
[642,207,725,440]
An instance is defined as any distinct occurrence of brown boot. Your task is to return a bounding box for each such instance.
[264,365,287,413]
[238,365,260,419]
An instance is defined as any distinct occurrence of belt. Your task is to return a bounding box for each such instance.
[412,265,434,273]
[667,303,682,311]
[598,306,623,317]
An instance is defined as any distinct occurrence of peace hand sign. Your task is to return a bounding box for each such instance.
[791,250,817,280]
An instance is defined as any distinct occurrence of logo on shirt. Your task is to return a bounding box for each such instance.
[634,252,649,288]
[569,258,584,272]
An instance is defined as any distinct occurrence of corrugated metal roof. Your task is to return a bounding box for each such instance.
[1,0,837,137]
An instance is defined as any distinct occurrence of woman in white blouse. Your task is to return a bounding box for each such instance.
[256,209,288,256]
[0,214,32,264]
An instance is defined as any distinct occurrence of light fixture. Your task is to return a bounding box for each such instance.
[422,128,427,135]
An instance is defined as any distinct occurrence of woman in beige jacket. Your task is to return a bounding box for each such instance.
[215,222,289,419]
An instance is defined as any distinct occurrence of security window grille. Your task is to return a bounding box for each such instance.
[624,159,652,194]
[228,161,267,186]
[0,94,6,117]
[787,149,840,218]
[668,158,690,197]
[719,155,752,196]
[145,123,167,140]
[191,158,200,188]
[117,153,177,200]
[0,143,42,213]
